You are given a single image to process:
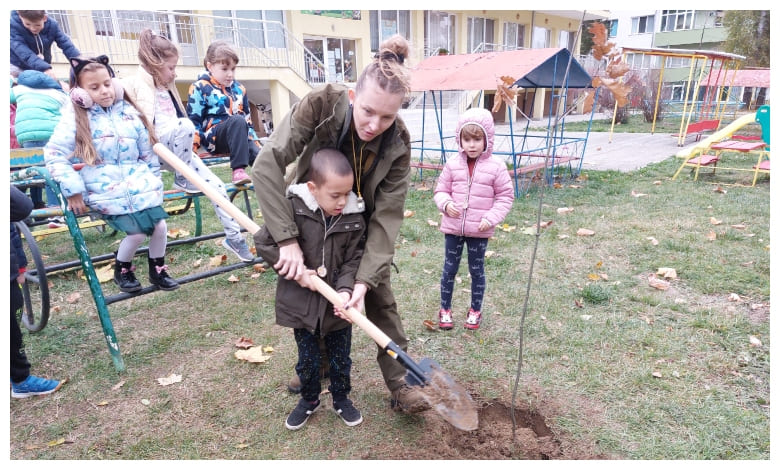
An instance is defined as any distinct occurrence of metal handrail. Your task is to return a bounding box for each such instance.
[48,10,326,85]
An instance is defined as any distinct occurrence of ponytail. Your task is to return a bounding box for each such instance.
[356,34,411,96]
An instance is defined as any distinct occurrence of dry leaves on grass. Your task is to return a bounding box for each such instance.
[167,227,190,239]
[66,292,81,304]
[710,217,722,225]
[557,207,574,214]
[234,346,272,363]
[404,210,415,218]
[157,373,183,386]
[647,237,659,246]
[706,230,717,241]
[209,254,227,267]
[648,274,670,290]
[631,190,647,197]
[235,337,254,348]
[656,267,677,279]
[577,228,595,236]
[427,219,439,227]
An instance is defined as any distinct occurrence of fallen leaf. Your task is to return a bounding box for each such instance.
[263,346,274,353]
[713,186,727,194]
[553,182,562,189]
[253,264,266,273]
[141,399,151,406]
[595,261,603,268]
[423,320,437,331]
[427,219,439,227]
[234,347,271,363]
[706,231,717,241]
[656,267,677,279]
[574,298,583,308]
[577,228,595,236]
[236,443,250,449]
[749,335,762,347]
[403,210,415,218]
[730,224,746,230]
[498,223,517,232]
[228,274,240,283]
[557,207,574,214]
[648,274,670,290]
[157,373,183,386]
[587,273,600,281]
[631,190,647,197]
[66,292,81,304]
[710,217,722,225]
[728,293,741,302]
[569,184,582,189]
[111,380,125,391]
[417,184,430,191]
[647,236,659,246]
[47,438,66,447]
[209,254,227,267]
[653,180,662,185]
[652,371,663,378]
[192,258,202,267]
[537,220,553,229]
[410,250,417,257]
[167,227,190,239]
[94,263,114,283]
[250,273,262,279]
[599,273,609,280]
[580,314,592,320]
[558,234,569,239]
[522,226,536,235]
[235,337,254,348]
[96,400,109,406]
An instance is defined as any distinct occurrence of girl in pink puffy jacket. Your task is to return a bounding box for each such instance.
[433,107,514,330]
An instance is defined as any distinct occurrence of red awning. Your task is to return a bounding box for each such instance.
[410,48,592,92]
[702,69,770,88]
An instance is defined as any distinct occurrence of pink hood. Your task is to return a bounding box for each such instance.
[433,107,514,238]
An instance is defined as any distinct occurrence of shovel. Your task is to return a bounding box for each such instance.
[154,143,478,431]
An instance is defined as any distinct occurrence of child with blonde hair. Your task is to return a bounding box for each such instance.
[433,107,514,330]
[45,55,179,293]
[187,40,261,185]
[122,29,254,262]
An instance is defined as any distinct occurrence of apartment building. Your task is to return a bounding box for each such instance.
[38,9,608,130]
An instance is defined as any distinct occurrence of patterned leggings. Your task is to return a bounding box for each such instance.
[294,325,352,403]
[440,234,488,312]
[157,118,242,242]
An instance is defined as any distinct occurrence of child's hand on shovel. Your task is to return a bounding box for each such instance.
[333,291,353,323]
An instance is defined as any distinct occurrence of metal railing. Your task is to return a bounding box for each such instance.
[48,10,326,85]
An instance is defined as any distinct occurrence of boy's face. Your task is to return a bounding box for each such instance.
[206,60,235,88]
[307,172,354,217]
[21,15,46,35]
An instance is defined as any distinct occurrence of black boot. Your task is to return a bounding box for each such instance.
[114,258,142,293]
[148,256,179,291]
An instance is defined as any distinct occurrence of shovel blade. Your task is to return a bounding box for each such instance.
[410,358,479,431]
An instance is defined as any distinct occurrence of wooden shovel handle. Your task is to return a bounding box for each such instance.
[153,143,261,234]
[154,143,392,350]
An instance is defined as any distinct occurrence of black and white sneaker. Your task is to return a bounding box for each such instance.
[285,398,320,430]
[333,398,363,427]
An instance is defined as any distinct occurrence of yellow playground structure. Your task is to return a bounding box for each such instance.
[672,105,770,186]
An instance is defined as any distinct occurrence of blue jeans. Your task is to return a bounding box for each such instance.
[21,140,58,207]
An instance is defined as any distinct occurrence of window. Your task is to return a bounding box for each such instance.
[369,11,411,51]
[664,56,692,69]
[609,20,618,37]
[625,53,657,69]
[47,10,71,35]
[531,26,550,49]
[91,10,169,39]
[558,30,575,51]
[631,15,655,34]
[467,16,495,52]
[660,10,695,32]
[425,11,455,55]
[503,22,525,50]
[212,10,286,49]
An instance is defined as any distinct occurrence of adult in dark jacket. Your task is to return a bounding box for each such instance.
[251,35,429,413]
[10,185,63,398]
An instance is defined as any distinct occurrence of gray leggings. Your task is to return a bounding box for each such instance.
[157,118,242,242]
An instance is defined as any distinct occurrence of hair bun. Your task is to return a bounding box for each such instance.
[374,51,404,64]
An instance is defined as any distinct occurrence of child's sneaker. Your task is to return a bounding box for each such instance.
[11,375,62,398]
[438,308,453,330]
[333,398,363,427]
[285,398,320,430]
[222,237,254,262]
[464,308,482,330]
[47,217,66,229]
[231,168,251,185]
[173,175,200,194]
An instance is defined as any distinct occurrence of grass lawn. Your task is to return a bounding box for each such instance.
[9,158,770,460]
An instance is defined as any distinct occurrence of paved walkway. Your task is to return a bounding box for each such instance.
[400,109,689,172]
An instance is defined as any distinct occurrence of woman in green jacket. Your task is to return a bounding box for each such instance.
[251,35,428,413]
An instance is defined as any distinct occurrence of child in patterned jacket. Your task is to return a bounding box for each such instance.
[45,55,179,293]
[186,40,261,185]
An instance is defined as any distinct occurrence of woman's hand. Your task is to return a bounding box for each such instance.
[343,282,368,315]
[276,241,307,282]
[67,194,87,215]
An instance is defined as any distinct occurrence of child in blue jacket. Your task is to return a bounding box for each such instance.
[10,10,80,80]
[186,40,261,185]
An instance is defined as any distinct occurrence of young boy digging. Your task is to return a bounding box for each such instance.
[254,148,366,430]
